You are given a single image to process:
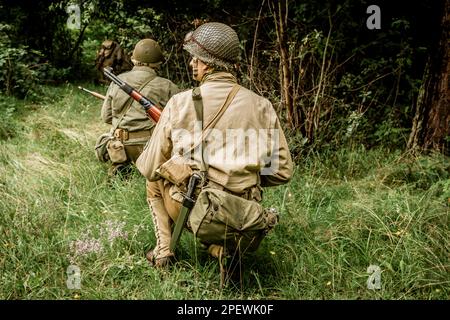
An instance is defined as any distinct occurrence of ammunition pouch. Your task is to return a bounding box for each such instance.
[156,156,193,188]
[95,132,113,163]
[106,138,127,164]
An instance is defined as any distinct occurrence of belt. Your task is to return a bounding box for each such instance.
[114,128,151,141]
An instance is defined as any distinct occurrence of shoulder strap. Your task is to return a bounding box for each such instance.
[192,87,203,128]
[192,84,240,137]
[204,84,240,131]
[190,84,240,175]
[112,74,156,132]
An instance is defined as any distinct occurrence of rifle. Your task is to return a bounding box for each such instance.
[103,67,161,123]
[103,67,194,252]
[78,86,106,100]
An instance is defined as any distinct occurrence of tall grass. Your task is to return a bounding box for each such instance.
[0,84,448,299]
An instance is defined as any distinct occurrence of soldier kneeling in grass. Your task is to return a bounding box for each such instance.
[96,39,179,177]
[136,22,293,287]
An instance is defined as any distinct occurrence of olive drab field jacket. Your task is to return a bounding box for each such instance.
[139,72,293,193]
[101,66,179,132]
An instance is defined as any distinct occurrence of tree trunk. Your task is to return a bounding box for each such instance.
[270,0,294,128]
[407,0,450,155]
[68,23,89,64]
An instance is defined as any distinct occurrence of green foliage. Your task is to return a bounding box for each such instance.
[1,0,443,150]
[0,0,447,300]
[0,96,25,140]
[0,2,86,98]
[0,85,448,299]
[81,7,165,61]
[0,24,42,99]
[383,153,450,191]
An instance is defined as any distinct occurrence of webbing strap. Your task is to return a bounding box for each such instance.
[190,84,241,175]
[112,74,156,132]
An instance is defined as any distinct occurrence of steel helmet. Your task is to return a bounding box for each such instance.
[183,22,240,69]
[131,39,164,66]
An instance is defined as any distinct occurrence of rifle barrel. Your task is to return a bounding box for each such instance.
[78,86,106,100]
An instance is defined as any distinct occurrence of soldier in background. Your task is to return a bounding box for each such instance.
[100,39,179,176]
[95,40,133,84]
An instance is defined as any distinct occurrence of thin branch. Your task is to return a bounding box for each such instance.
[250,0,266,94]
[311,14,332,132]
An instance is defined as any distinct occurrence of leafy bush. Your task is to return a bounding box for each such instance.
[0,22,72,99]
[0,24,42,99]
[0,95,26,140]
[383,154,450,191]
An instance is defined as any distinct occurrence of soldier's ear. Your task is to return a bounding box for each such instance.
[116,49,123,61]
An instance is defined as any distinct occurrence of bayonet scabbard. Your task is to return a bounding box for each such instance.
[169,173,202,252]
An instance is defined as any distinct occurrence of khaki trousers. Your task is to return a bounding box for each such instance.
[124,144,144,163]
[146,180,182,259]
